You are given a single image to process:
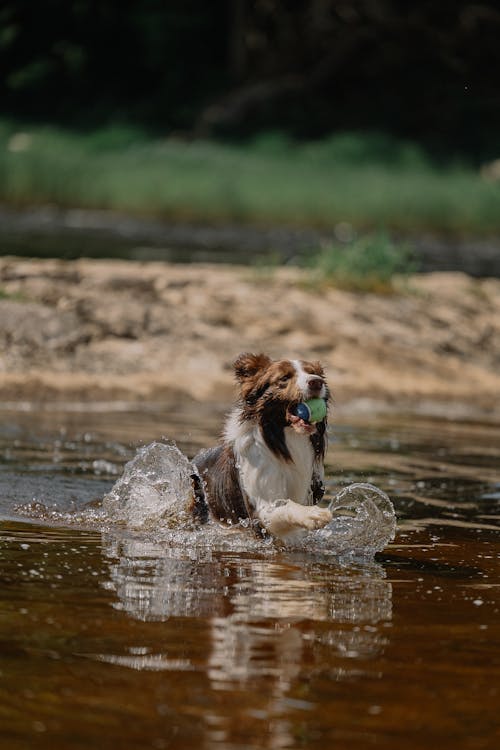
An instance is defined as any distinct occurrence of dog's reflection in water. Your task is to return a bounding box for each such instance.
[102,535,392,669]
[99,536,392,747]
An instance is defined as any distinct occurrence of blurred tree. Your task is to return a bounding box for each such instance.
[1,0,499,157]
[0,0,228,128]
[197,0,500,158]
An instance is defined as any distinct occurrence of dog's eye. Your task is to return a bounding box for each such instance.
[278,374,291,386]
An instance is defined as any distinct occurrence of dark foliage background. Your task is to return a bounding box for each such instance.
[1,1,499,159]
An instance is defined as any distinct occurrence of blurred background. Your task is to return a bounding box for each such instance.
[3,0,500,151]
[1,0,500,272]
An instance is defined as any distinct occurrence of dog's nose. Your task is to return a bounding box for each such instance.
[308,377,324,393]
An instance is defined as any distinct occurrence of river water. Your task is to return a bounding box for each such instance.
[0,402,499,750]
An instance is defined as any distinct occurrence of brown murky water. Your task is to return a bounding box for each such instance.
[1,403,499,750]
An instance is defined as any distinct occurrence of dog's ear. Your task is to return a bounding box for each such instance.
[312,361,326,379]
[233,353,272,382]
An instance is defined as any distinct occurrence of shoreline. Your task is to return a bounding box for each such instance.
[1,256,499,422]
[1,204,500,276]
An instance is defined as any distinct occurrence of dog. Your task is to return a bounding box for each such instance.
[192,353,333,541]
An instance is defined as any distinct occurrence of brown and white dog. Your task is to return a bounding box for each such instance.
[192,353,333,541]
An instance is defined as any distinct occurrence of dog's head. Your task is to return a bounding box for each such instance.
[233,353,329,454]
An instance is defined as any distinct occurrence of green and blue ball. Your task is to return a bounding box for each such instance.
[293,398,327,424]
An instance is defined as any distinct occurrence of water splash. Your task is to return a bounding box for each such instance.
[304,483,396,555]
[98,442,396,556]
[101,442,196,530]
[14,442,396,555]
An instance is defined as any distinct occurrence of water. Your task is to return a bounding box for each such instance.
[2,206,500,276]
[0,403,499,750]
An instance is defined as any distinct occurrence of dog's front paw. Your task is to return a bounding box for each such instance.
[300,505,332,531]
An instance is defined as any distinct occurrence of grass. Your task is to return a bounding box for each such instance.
[305,232,416,292]
[1,120,499,235]
[0,286,26,301]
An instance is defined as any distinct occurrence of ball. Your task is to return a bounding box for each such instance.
[293,403,311,422]
[293,398,327,423]
[305,397,327,423]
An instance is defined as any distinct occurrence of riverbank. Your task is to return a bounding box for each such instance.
[1,205,500,277]
[0,257,498,420]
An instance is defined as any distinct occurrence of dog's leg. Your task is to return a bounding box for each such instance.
[255,499,332,541]
[189,472,209,524]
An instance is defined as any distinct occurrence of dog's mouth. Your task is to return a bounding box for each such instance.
[286,407,317,435]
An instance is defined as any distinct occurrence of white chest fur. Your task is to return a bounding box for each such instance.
[224,409,315,507]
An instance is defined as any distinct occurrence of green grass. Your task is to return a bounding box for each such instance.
[1,120,499,235]
[0,286,26,301]
[305,232,416,292]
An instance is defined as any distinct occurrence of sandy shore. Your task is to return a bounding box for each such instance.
[0,256,498,419]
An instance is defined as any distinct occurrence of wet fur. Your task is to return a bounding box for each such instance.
[192,353,332,541]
